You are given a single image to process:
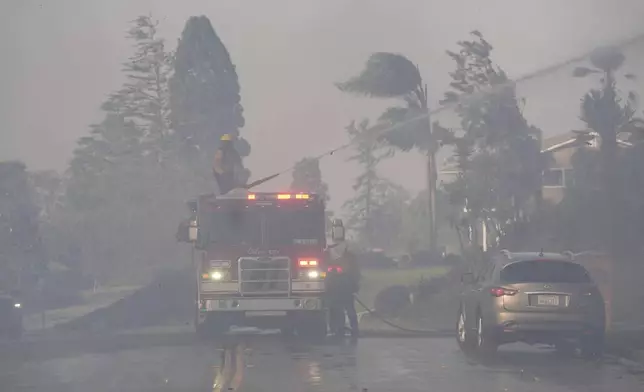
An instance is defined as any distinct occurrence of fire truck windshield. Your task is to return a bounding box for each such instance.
[265,208,324,245]
[209,209,261,245]
[208,206,324,246]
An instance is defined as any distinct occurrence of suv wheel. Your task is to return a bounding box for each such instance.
[196,320,209,340]
[456,307,474,352]
[476,313,498,357]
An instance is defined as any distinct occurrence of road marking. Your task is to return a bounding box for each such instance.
[213,341,247,392]
[230,342,246,391]
[213,346,234,392]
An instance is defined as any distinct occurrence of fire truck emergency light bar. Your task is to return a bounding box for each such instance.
[213,189,316,201]
[246,193,312,201]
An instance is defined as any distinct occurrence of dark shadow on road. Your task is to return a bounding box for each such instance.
[55,268,195,335]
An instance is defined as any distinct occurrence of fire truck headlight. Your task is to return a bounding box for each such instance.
[211,271,224,281]
[307,270,320,279]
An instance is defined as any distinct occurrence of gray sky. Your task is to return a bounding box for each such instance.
[2,0,644,212]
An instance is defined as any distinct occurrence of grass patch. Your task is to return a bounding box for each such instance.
[357,266,449,310]
[398,284,462,331]
[80,285,142,304]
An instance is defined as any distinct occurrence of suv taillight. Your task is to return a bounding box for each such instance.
[490,287,518,297]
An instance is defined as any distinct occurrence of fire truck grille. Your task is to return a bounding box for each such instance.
[239,257,291,295]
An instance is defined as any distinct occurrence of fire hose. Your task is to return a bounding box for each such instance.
[352,294,447,335]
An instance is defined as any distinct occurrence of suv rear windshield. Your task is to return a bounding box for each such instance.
[500,260,591,283]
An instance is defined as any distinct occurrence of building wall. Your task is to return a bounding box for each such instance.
[542,145,581,204]
[440,141,586,205]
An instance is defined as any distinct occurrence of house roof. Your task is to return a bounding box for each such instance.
[541,130,632,153]
[439,130,635,174]
[542,132,580,149]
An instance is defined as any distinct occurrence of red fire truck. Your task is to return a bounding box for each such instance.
[178,189,329,339]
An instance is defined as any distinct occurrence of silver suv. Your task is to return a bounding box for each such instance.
[456,251,605,357]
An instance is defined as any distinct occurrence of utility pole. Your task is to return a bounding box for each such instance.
[421,83,438,254]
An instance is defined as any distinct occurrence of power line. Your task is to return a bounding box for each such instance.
[247,30,644,190]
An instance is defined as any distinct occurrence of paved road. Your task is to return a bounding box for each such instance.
[1,332,643,392]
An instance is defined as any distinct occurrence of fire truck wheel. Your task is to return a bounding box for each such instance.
[196,321,209,340]
[195,308,206,340]
[296,311,327,341]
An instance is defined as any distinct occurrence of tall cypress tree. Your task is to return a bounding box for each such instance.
[0,161,44,289]
[169,16,248,154]
[290,158,330,202]
[342,119,395,247]
[115,15,173,162]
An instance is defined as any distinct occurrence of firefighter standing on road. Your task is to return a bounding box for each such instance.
[325,220,360,338]
[213,133,244,195]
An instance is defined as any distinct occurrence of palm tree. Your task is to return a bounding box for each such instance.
[337,53,447,253]
[573,46,643,257]
[573,47,640,168]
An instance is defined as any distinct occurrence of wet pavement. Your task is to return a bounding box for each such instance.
[1,332,643,392]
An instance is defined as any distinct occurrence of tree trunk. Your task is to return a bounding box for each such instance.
[421,84,438,254]
[600,70,622,262]
[602,138,620,259]
[455,224,466,257]
[365,145,373,248]
[427,151,438,253]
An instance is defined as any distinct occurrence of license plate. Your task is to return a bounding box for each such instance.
[537,295,560,306]
[245,310,287,317]
[210,260,231,268]
[293,239,318,245]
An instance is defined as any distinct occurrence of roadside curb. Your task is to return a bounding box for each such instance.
[358,329,453,338]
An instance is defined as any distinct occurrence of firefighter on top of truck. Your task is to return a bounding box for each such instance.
[326,220,360,338]
[213,133,244,195]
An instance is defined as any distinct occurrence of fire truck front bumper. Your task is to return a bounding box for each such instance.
[202,297,323,314]
[200,281,324,293]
